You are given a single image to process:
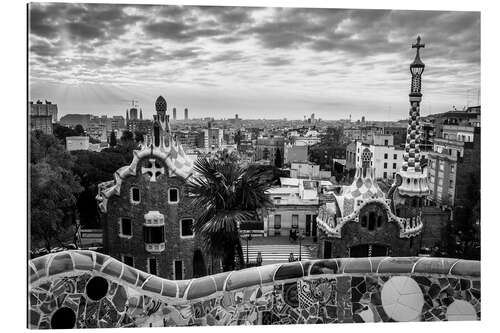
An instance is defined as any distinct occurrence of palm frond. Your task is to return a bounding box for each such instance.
[186,157,273,268]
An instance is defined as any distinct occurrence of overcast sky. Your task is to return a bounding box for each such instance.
[29,3,480,120]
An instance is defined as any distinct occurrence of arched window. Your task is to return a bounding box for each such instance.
[368,212,376,231]
[361,215,367,228]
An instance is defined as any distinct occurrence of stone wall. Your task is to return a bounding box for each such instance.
[420,206,450,248]
[29,251,480,328]
[318,216,420,258]
[103,158,206,280]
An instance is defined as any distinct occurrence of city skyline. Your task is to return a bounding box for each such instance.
[29,3,480,120]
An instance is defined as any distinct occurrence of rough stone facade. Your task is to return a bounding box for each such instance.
[97,96,210,280]
[102,157,207,280]
[318,201,420,258]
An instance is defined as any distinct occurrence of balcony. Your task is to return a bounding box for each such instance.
[145,242,166,253]
[143,213,165,253]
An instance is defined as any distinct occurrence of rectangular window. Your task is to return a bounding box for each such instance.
[180,218,194,238]
[384,162,387,169]
[292,215,299,228]
[450,165,455,173]
[168,188,179,203]
[384,153,388,159]
[120,218,132,237]
[324,241,332,259]
[122,255,134,267]
[392,172,396,179]
[174,260,183,280]
[393,154,397,159]
[274,215,281,229]
[131,187,140,203]
[439,163,444,171]
[384,140,389,146]
[147,258,158,275]
[383,172,387,179]
[274,196,281,204]
[143,225,165,243]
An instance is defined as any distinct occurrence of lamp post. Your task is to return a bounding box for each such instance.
[244,234,253,265]
[298,233,305,261]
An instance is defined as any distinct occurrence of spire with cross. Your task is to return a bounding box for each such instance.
[411,35,425,69]
[396,35,430,198]
[412,35,425,50]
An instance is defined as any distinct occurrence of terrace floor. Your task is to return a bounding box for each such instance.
[241,236,319,265]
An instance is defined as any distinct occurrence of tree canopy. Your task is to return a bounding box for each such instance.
[109,130,117,147]
[53,124,80,144]
[71,150,128,228]
[30,131,83,251]
[134,131,145,143]
[186,158,274,271]
[120,130,134,143]
[274,148,283,167]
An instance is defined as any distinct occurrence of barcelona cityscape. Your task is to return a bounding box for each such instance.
[28,2,481,329]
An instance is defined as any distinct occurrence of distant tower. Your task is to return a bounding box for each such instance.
[140,108,143,120]
[126,109,129,124]
[389,36,430,220]
[173,108,177,121]
[153,95,169,147]
[235,114,238,119]
[361,116,365,123]
[184,108,188,120]
[155,96,167,121]
[129,107,138,120]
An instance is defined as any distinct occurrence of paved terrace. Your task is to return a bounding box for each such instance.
[29,251,480,328]
[242,236,318,264]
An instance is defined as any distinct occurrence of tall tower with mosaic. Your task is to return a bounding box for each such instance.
[389,36,430,220]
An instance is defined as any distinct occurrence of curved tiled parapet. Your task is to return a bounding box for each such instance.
[29,251,480,328]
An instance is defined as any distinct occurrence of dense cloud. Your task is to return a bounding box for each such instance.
[28,3,480,120]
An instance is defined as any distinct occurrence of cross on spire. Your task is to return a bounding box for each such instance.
[412,36,425,50]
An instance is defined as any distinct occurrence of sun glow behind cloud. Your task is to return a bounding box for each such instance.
[28,3,480,120]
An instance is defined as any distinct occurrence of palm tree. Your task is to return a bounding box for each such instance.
[186,157,274,271]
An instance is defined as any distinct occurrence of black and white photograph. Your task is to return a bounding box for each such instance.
[22,0,489,330]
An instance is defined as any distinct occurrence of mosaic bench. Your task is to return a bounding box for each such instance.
[28,250,480,328]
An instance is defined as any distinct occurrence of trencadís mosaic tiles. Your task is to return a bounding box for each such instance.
[29,251,480,328]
